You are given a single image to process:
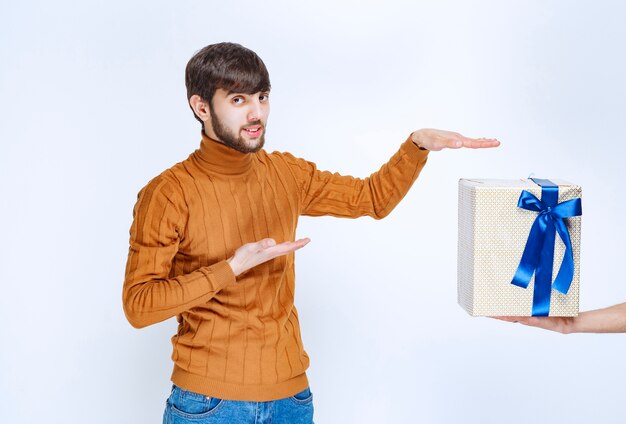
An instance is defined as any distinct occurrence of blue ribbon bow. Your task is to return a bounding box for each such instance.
[510,178,582,316]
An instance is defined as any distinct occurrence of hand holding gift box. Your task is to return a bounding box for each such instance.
[458,178,582,317]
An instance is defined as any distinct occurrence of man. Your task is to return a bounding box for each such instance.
[497,303,626,333]
[122,42,500,423]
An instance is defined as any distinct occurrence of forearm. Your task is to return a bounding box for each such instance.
[299,136,429,218]
[123,260,235,328]
[569,302,626,333]
[365,137,429,218]
[124,177,238,328]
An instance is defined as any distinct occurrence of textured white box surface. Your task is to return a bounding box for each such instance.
[457,179,581,316]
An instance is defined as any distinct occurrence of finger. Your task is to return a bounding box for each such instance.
[498,317,546,327]
[277,238,311,252]
[265,238,311,256]
[491,316,518,322]
[492,316,528,324]
[461,137,501,149]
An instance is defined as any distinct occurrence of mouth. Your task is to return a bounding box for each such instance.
[242,125,263,138]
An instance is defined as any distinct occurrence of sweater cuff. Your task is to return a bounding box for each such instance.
[204,260,237,292]
[402,134,430,161]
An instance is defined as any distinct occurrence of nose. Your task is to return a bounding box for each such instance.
[247,99,263,122]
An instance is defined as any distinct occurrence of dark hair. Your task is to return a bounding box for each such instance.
[185,42,271,124]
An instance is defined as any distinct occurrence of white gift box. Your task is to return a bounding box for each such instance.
[457,178,582,317]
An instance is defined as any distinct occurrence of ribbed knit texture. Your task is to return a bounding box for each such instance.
[123,132,429,401]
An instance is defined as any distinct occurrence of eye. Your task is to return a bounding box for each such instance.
[232,96,244,105]
[259,93,270,102]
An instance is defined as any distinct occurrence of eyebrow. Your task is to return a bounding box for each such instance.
[226,90,271,96]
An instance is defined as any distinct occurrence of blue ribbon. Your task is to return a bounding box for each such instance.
[510,178,582,316]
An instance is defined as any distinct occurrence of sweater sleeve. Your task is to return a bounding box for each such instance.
[122,175,236,329]
[284,136,429,219]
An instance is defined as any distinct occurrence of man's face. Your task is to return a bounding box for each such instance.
[205,88,270,153]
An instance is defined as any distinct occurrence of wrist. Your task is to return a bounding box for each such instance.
[226,257,240,277]
[560,317,578,334]
[411,130,428,151]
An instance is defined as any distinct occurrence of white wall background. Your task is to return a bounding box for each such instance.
[1,1,625,423]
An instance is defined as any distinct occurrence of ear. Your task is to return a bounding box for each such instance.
[189,95,211,123]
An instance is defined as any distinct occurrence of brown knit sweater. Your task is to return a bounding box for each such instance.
[123,132,429,401]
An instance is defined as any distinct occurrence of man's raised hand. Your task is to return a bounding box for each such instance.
[411,128,501,151]
[227,238,311,277]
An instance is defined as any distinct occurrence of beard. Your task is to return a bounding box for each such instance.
[209,105,266,154]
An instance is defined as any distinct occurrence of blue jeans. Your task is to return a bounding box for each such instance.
[163,384,314,424]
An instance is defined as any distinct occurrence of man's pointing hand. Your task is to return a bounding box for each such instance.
[227,238,311,277]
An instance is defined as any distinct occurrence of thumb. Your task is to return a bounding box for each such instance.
[450,139,463,148]
[260,238,276,249]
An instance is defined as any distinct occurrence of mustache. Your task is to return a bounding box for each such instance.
[242,121,265,129]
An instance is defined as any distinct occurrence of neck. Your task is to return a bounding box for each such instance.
[194,131,254,176]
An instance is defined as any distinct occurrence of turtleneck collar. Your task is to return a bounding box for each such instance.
[193,131,255,176]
